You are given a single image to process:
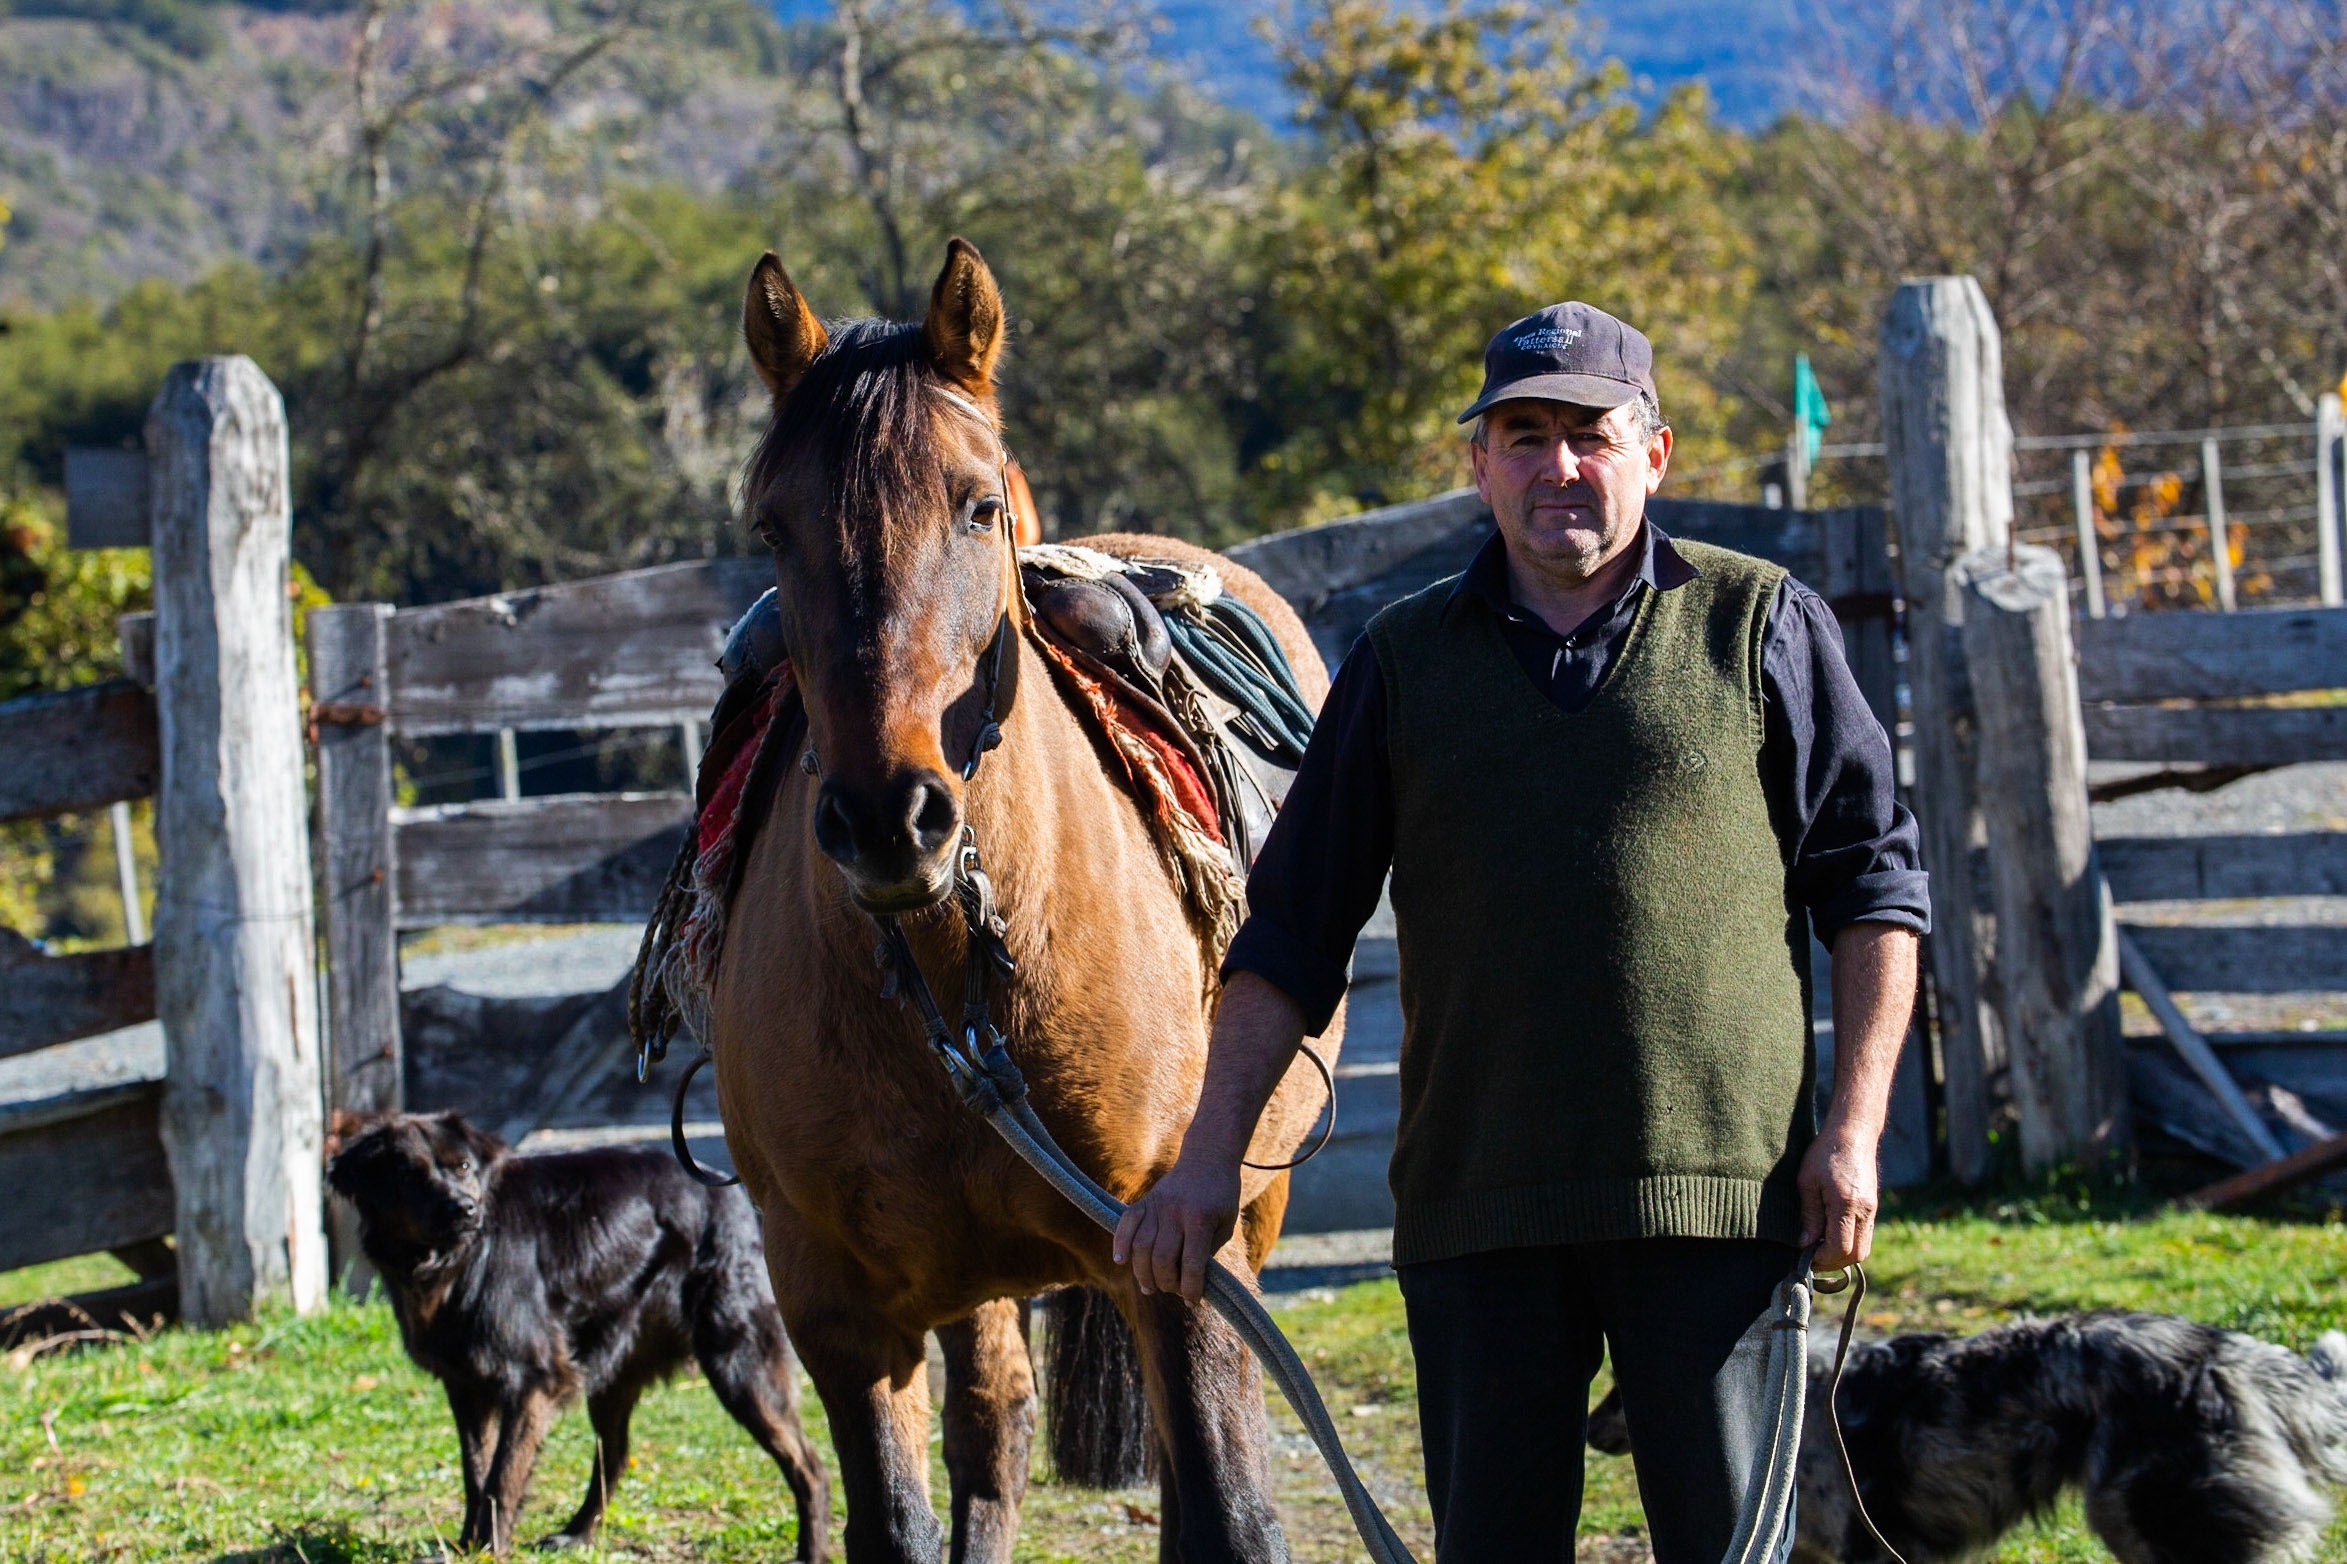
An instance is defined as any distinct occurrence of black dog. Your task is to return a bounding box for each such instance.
[1588,1311,2347,1563]
[326,1111,828,1557]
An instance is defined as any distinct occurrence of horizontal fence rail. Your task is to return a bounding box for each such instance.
[2100,833,2347,902]
[0,679,159,823]
[2077,606,2347,703]
[386,558,770,735]
[0,1082,171,1274]
[2083,706,2347,766]
[2120,924,2347,997]
[391,792,694,927]
[0,941,156,1063]
[0,673,170,1277]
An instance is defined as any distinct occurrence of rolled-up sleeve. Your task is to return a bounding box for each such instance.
[1761,580,1932,942]
[1220,636,1395,1034]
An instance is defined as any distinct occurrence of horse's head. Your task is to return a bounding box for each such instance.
[740,238,1020,913]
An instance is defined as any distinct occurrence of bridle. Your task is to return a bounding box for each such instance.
[867,383,1021,1139]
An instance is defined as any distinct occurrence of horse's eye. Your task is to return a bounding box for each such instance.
[967,497,1005,533]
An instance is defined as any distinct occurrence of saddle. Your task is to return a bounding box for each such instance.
[1017,543,1312,870]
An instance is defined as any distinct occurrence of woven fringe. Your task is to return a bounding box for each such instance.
[629,665,797,1063]
[1030,631,1244,967]
[630,626,1244,1070]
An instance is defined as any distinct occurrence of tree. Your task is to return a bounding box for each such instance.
[1240,0,1756,522]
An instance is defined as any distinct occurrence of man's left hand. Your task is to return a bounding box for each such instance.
[1798,1118,1880,1273]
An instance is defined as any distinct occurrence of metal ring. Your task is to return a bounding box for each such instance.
[671,1049,739,1188]
[1243,1041,1337,1171]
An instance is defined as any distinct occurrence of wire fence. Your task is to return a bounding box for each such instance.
[1681,407,2346,613]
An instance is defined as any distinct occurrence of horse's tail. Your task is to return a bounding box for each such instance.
[1041,1286,1156,1487]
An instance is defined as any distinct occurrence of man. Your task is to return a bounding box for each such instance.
[1115,302,1929,1561]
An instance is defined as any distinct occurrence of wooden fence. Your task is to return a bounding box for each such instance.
[311,560,768,1149]
[1879,276,2347,1188]
[10,300,2343,1325]
[3,357,325,1329]
[0,680,168,1289]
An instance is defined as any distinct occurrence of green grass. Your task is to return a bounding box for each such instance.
[8,1203,2347,1561]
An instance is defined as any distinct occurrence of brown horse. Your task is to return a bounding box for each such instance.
[709,237,1340,1563]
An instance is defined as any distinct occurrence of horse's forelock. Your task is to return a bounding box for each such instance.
[745,319,951,584]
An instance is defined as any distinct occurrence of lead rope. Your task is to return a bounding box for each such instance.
[1813,1261,1912,1564]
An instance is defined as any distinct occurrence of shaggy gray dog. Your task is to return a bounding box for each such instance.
[1586,1312,2347,1564]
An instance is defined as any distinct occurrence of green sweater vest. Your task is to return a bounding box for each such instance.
[1365,539,1812,1266]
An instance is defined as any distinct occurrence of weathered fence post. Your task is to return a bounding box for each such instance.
[1878,276,2013,1185]
[1956,544,2129,1172]
[310,603,401,1287]
[311,603,401,1125]
[148,356,327,1325]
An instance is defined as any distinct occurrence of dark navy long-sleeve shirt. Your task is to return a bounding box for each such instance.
[1224,521,1931,1033]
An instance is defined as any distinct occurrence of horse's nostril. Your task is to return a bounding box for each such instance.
[814,788,859,865]
[908,780,960,853]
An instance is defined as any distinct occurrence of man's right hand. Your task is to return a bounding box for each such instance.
[1113,1153,1243,1302]
[1114,971,1312,1302]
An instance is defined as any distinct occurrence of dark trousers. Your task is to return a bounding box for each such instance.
[1397,1237,1795,1564]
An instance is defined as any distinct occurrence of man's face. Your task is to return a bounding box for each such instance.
[1469,398,1672,585]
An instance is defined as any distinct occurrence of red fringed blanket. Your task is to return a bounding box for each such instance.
[639,622,1241,1051]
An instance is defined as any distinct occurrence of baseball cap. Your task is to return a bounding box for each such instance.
[1456,301,1656,424]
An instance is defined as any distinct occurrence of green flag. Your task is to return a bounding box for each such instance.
[1793,353,1831,464]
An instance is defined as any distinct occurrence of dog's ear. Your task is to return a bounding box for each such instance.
[323,1107,365,1162]
[437,1109,509,1166]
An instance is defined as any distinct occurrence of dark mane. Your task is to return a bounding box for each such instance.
[742,319,948,575]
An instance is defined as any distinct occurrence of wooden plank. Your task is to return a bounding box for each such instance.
[2116,930,2286,1162]
[2178,1131,2347,1211]
[2083,703,2347,765]
[386,558,770,735]
[2118,923,2347,994]
[148,355,327,1324]
[495,978,634,1144]
[311,604,403,1128]
[1876,275,2015,1185]
[64,446,150,550]
[1223,490,1488,613]
[0,680,159,823]
[1649,496,1822,582]
[0,940,155,1061]
[0,1084,173,1274]
[391,792,692,926]
[1821,506,1898,739]
[1959,544,2128,1170]
[2100,833,2347,901]
[2075,606,2347,703]
[2127,1047,2266,1167]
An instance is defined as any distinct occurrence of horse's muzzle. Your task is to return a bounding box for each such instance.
[814,768,962,909]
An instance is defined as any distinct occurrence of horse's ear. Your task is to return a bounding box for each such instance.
[923,237,1005,394]
[744,252,827,403]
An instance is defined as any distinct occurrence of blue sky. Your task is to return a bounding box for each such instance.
[769,1,1812,127]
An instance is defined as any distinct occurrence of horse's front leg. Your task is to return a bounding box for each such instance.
[937,1296,1037,1563]
[1125,1274,1289,1564]
[783,1286,942,1564]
